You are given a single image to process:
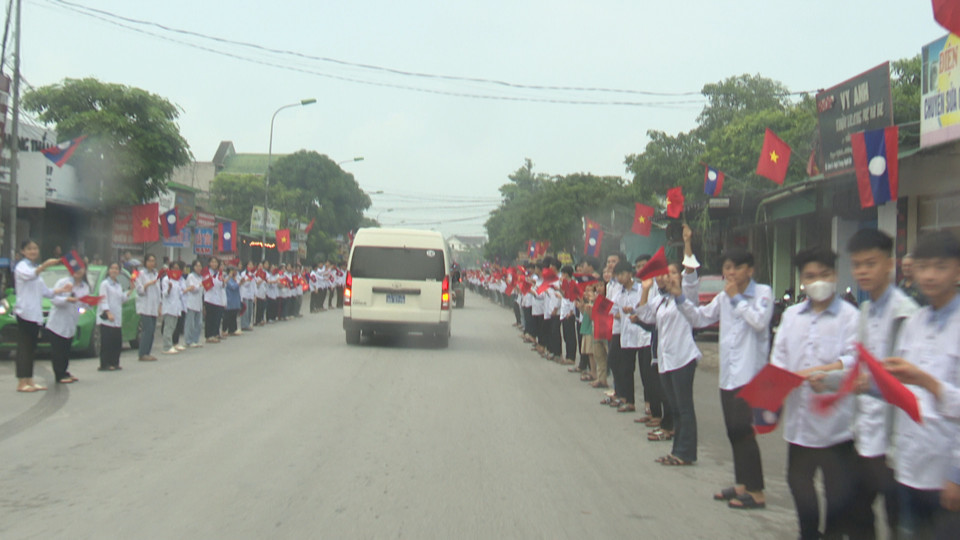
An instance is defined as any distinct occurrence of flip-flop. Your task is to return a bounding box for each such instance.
[654,455,673,464]
[728,493,765,509]
[17,386,39,393]
[647,429,673,441]
[661,455,694,466]
[714,487,739,501]
[634,415,653,424]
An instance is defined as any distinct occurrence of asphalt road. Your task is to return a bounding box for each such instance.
[0,297,799,539]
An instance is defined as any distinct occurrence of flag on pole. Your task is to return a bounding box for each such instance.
[132,203,159,243]
[703,166,725,197]
[584,219,604,256]
[59,250,85,276]
[857,343,922,424]
[537,268,560,295]
[304,218,316,234]
[666,187,684,218]
[535,241,550,258]
[573,273,599,297]
[217,221,237,253]
[276,229,292,252]
[40,135,87,167]
[632,203,654,236]
[756,128,792,185]
[635,246,669,281]
[736,364,805,412]
[591,295,614,341]
[851,126,899,209]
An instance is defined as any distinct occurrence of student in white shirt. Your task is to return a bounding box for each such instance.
[12,239,63,392]
[240,261,257,330]
[559,265,578,365]
[47,262,91,384]
[134,254,161,361]
[831,229,919,537]
[604,253,626,407]
[183,260,204,347]
[637,260,700,466]
[771,248,859,540]
[97,262,128,371]
[676,248,773,509]
[254,261,267,325]
[613,260,644,413]
[203,257,226,342]
[884,231,960,538]
[159,261,184,354]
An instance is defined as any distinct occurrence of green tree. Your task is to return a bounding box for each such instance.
[892,55,921,146]
[696,74,792,138]
[209,173,264,230]
[22,77,191,204]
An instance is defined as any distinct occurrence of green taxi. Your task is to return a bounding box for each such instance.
[0,265,142,357]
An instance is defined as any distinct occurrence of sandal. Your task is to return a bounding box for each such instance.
[661,455,694,466]
[580,374,595,382]
[728,493,765,509]
[634,414,653,424]
[600,397,615,405]
[647,429,673,441]
[589,381,609,388]
[617,404,637,413]
[645,418,662,428]
[654,455,673,464]
[714,487,740,501]
[568,367,583,373]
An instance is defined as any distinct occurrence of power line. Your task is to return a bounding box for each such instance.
[34,0,710,108]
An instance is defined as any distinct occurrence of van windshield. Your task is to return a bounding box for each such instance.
[350,246,445,281]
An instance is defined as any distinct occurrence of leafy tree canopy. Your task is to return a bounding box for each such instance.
[23,77,191,204]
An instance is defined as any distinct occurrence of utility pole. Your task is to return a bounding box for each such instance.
[8,0,21,263]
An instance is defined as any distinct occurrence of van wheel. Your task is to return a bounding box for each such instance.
[345,329,361,345]
[84,326,101,358]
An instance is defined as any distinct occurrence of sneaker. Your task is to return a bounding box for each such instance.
[163,348,179,355]
[232,330,243,336]
[175,345,187,351]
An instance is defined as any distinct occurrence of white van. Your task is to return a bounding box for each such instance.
[342,228,452,346]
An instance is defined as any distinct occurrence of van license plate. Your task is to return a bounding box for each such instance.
[386,294,406,304]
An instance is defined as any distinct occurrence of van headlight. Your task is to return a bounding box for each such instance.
[0,299,9,316]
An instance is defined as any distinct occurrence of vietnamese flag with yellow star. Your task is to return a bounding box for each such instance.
[756,128,792,185]
[275,228,292,252]
[632,203,654,236]
[665,187,684,218]
[132,202,159,243]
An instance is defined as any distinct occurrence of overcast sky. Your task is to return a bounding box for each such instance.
[18,0,944,236]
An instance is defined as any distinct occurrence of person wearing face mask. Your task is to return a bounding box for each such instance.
[771,247,860,540]
[636,258,700,467]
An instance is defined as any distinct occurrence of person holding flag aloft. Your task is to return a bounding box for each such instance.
[675,247,773,510]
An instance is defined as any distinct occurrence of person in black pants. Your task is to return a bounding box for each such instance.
[12,239,63,392]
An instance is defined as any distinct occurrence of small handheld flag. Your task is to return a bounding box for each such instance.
[632,204,654,236]
[78,295,101,307]
[635,246,669,281]
[703,166,724,197]
[752,407,783,435]
[591,296,614,341]
[201,274,214,291]
[737,364,805,412]
[665,187,684,218]
[40,135,87,168]
[60,250,85,276]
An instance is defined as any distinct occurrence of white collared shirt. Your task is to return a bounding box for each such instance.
[239,270,257,299]
[160,276,184,316]
[204,271,226,306]
[14,259,54,323]
[891,294,960,490]
[134,268,161,316]
[607,280,623,334]
[855,285,919,458]
[184,272,204,312]
[47,277,90,339]
[677,279,774,390]
[617,281,649,349]
[771,296,859,448]
[97,278,125,328]
[635,276,701,373]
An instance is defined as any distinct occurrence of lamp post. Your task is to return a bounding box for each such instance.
[262,98,316,261]
[375,208,393,223]
[338,156,364,166]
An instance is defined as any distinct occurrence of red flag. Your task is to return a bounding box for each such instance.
[132,203,159,243]
[756,128,792,185]
[933,0,960,36]
[304,218,316,234]
[561,279,580,301]
[812,361,861,416]
[737,364,805,412]
[665,187,684,219]
[635,246,669,281]
[535,241,550,258]
[591,295,614,341]
[275,229,292,252]
[703,166,724,197]
[537,268,560,294]
[632,203,654,236]
[858,343,922,424]
[78,295,101,307]
[166,269,183,281]
[504,267,517,296]
[201,274,214,291]
[573,273,599,297]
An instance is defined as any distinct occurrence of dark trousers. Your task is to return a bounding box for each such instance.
[204,303,224,338]
[661,360,698,462]
[897,483,960,540]
[48,330,73,381]
[547,317,562,356]
[639,347,665,415]
[99,325,122,369]
[562,316,577,361]
[608,338,622,397]
[309,291,318,312]
[256,298,266,323]
[848,454,897,539]
[267,298,279,321]
[720,387,765,492]
[534,315,545,346]
[172,313,185,345]
[523,307,534,336]
[223,309,239,334]
[619,347,639,405]
[317,290,327,309]
[336,286,343,308]
[787,440,857,540]
[512,302,522,326]
[15,316,41,378]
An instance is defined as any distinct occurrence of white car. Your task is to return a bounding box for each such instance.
[342,228,453,346]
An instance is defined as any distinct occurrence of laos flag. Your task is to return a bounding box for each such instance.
[41,135,87,167]
[584,219,603,257]
[703,165,724,197]
[851,126,898,209]
[217,221,237,253]
[161,208,179,239]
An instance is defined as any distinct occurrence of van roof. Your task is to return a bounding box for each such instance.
[354,228,446,241]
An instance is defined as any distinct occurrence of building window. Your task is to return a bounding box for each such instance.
[918,192,960,234]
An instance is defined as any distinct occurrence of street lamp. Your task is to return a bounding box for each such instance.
[338,156,365,166]
[263,98,316,261]
[375,208,394,222]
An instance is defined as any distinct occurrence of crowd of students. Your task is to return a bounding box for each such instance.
[469,226,960,539]
[11,239,345,388]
